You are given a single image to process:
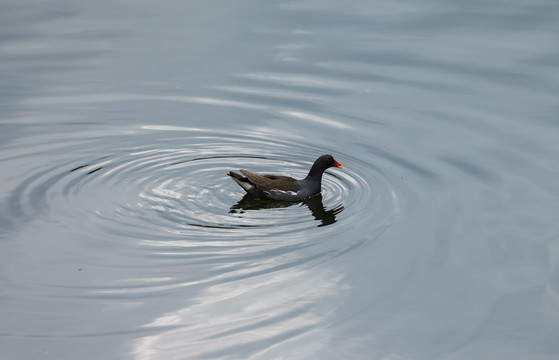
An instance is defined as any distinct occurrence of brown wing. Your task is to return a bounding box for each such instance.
[239,170,299,192]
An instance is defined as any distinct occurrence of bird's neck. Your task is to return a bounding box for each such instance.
[305,163,325,181]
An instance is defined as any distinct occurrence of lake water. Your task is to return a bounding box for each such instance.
[1,1,558,359]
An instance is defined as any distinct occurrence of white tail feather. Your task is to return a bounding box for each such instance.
[231,177,254,192]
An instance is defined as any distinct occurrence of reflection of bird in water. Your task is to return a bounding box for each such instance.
[229,193,344,227]
[304,194,344,227]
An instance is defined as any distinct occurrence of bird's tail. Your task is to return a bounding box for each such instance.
[227,171,254,192]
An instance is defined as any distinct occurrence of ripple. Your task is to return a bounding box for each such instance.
[1,126,399,253]
[65,129,397,244]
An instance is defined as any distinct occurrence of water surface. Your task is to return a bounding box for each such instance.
[1,1,559,359]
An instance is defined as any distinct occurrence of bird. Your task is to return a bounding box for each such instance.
[227,154,343,201]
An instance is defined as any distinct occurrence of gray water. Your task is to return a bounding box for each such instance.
[1,1,559,359]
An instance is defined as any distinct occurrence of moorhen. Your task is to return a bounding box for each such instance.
[227,154,343,201]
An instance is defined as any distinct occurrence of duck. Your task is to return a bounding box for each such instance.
[227,154,343,201]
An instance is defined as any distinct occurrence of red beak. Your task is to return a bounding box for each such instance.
[333,158,343,168]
